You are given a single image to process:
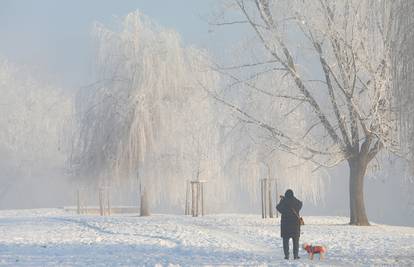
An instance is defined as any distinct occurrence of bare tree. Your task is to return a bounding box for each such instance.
[212,0,396,225]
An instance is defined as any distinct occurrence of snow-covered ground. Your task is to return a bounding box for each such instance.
[0,209,413,266]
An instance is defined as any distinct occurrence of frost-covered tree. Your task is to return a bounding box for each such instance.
[391,0,414,213]
[0,58,72,200]
[213,0,396,225]
[392,0,414,171]
[215,63,328,206]
[72,12,222,214]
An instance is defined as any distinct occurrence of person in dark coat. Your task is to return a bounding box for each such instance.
[276,189,303,260]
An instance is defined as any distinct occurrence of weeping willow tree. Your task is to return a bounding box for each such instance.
[72,11,222,214]
[391,0,414,212]
[392,0,414,171]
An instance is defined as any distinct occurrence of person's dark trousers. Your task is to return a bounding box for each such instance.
[283,236,300,259]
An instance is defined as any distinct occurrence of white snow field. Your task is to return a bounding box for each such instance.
[0,209,413,266]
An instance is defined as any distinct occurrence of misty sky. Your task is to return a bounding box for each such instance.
[0,0,227,88]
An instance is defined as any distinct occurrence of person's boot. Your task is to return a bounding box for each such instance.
[294,256,300,260]
[284,256,289,260]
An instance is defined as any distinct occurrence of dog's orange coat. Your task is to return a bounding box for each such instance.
[303,244,326,260]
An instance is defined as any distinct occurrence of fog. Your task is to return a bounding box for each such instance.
[0,0,413,227]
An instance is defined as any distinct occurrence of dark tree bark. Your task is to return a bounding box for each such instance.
[348,156,370,226]
[140,189,150,216]
[347,138,381,226]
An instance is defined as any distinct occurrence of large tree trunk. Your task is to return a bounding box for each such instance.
[348,157,370,226]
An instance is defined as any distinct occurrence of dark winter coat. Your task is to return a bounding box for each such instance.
[276,195,303,238]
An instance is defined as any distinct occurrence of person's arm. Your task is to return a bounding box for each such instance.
[276,197,286,214]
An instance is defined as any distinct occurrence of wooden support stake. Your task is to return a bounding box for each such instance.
[261,179,264,219]
[261,179,278,219]
[185,181,189,215]
[264,179,266,218]
[77,189,81,215]
[99,189,104,216]
[196,183,200,216]
[106,188,111,216]
[189,181,206,217]
[201,182,204,216]
[275,179,279,218]
[268,179,274,218]
[191,182,196,217]
[194,183,197,217]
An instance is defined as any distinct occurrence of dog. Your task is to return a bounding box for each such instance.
[303,243,327,260]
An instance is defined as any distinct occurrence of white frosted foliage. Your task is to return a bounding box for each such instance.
[0,59,72,198]
[73,11,223,210]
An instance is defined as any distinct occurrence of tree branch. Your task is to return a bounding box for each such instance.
[239,0,347,154]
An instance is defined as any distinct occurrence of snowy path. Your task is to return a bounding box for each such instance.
[0,209,413,266]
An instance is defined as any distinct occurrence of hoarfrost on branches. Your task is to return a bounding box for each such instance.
[212,0,397,225]
[391,0,414,211]
[72,12,224,210]
[215,57,329,204]
[392,0,414,174]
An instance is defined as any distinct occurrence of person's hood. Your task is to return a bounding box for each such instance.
[285,189,294,198]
